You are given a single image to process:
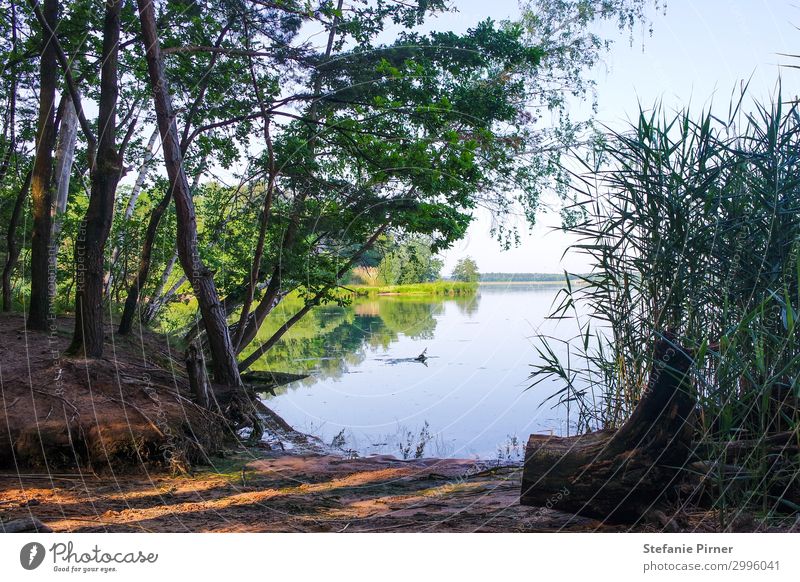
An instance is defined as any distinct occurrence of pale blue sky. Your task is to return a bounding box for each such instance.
[432,0,800,274]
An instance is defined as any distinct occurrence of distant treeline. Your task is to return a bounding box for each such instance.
[479,272,583,282]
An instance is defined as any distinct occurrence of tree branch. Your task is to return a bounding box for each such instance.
[179,22,234,150]
[163,45,274,57]
[238,223,388,371]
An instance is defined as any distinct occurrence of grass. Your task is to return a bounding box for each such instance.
[343,281,478,297]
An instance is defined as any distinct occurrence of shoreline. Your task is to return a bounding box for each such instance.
[0,314,787,533]
[478,280,567,286]
[1,446,778,532]
[345,281,478,297]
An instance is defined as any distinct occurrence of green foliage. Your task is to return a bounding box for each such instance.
[356,234,443,286]
[451,257,480,282]
[0,0,661,365]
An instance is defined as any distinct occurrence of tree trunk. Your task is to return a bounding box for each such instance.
[231,0,343,358]
[520,335,695,523]
[118,162,205,334]
[185,339,210,409]
[27,0,58,331]
[51,92,77,241]
[123,129,158,219]
[116,6,225,325]
[233,269,287,355]
[68,0,122,357]
[140,256,182,325]
[231,139,274,351]
[183,278,272,345]
[0,0,19,189]
[104,127,158,297]
[232,25,277,351]
[2,169,32,311]
[136,0,241,386]
[117,189,170,334]
[0,90,14,188]
[231,193,310,355]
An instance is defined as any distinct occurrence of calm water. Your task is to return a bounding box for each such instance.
[256,284,577,460]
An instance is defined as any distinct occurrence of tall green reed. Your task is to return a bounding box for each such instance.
[531,90,800,523]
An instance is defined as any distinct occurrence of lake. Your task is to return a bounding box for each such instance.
[253,284,578,460]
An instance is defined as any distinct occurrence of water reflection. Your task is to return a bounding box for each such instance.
[246,294,477,394]
[253,285,576,459]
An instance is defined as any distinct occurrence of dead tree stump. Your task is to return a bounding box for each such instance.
[521,334,695,523]
[185,339,211,409]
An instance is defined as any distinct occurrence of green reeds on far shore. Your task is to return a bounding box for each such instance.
[341,281,478,297]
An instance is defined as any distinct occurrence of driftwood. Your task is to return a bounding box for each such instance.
[521,334,695,522]
[1,516,53,533]
[240,371,308,396]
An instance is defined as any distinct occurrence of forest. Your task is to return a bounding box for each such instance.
[0,0,798,535]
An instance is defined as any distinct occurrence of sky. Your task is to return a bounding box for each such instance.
[427,0,800,274]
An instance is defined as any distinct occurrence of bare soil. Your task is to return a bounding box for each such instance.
[3,450,788,532]
[0,313,225,471]
[0,451,606,532]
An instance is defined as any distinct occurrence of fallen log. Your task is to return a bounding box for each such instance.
[690,430,800,460]
[1,517,53,533]
[521,334,695,523]
[240,371,309,397]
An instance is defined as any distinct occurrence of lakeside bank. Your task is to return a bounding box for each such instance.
[343,281,478,297]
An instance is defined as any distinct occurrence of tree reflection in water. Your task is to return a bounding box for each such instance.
[243,294,479,395]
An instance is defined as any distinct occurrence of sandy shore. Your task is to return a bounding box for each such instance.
[0,450,619,532]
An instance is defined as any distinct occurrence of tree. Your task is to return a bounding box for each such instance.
[177,1,659,373]
[451,257,480,283]
[27,0,58,331]
[116,0,267,335]
[67,0,123,357]
[229,18,549,369]
[2,170,31,311]
[373,235,443,285]
[0,0,32,312]
[0,0,660,391]
[136,0,241,386]
[26,0,146,356]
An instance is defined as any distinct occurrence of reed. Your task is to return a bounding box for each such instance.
[531,89,800,525]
